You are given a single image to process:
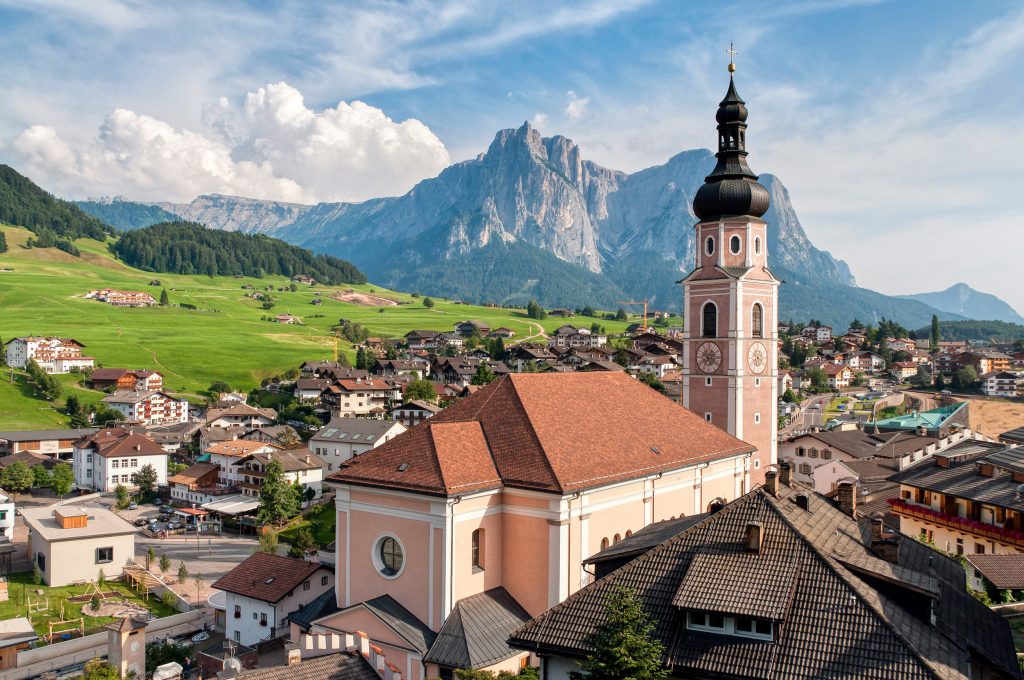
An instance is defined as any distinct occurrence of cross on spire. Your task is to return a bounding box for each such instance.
[727,42,738,73]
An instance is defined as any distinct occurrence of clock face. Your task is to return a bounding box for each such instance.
[748,342,768,374]
[696,342,722,373]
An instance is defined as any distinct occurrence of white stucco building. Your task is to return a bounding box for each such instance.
[309,418,406,472]
[73,428,168,492]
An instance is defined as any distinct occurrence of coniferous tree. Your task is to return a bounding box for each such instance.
[573,585,667,680]
[0,230,7,254]
[257,459,299,525]
[160,288,170,306]
[930,314,941,353]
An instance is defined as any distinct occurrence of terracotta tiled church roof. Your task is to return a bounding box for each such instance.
[329,373,753,496]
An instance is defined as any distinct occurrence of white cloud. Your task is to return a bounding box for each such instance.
[531,113,549,129]
[565,91,590,120]
[7,82,451,204]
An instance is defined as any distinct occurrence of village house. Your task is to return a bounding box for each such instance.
[957,349,1012,375]
[320,372,756,680]
[212,552,334,646]
[205,403,278,429]
[391,400,442,428]
[22,505,137,586]
[628,354,678,379]
[981,371,1023,397]
[295,378,333,402]
[72,428,168,492]
[101,389,189,425]
[777,370,794,394]
[886,337,917,352]
[454,320,490,337]
[546,325,607,350]
[508,470,1018,680]
[800,324,832,342]
[232,448,324,500]
[0,490,14,541]
[0,618,36,672]
[844,350,885,373]
[87,368,160,391]
[405,330,442,351]
[374,359,426,380]
[3,336,95,374]
[489,327,515,339]
[889,439,1024,556]
[0,427,97,460]
[87,288,157,307]
[507,345,557,372]
[309,417,407,472]
[205,440,281,486]
[890,361,919,381]
[168,462,232,505]
[275,314,300,324]
[330,378,392,418]
[821,362,855,389]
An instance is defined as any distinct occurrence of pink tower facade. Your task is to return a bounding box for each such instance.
[682,67,779,486]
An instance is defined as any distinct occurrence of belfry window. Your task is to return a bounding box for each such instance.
[705,236,715,257]
[752,303,763,338]
[702,302,718,338]
[730,235,741,254]
[754,236,761,255]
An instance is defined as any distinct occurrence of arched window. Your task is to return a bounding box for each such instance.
[702,302,718,338]
[625,530,633,538]
[613,533,621,544]
[754,236,761,255]
[705,236,715,257]
[730,235,741,254]
[600,537,609,550]
[752,303,763,338]
[471,529,485,570]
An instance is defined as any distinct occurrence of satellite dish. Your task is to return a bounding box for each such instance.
[224,657,242,672]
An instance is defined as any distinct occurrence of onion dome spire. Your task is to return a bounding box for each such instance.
[693,49,770,222]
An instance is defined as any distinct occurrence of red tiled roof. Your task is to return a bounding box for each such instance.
[211,552,326,603]
[77,428,165,457]
[330,373,753,496]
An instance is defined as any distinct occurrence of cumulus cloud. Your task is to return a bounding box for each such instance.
[531,113,549,128]
[564,90,590,120]
[7,82,451,204]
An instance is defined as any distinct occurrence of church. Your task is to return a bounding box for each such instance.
[311,64,780,679]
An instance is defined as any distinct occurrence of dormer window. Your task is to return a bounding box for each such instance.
[687,612,774,641]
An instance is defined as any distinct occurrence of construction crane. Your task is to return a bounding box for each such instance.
[616,299,649,333]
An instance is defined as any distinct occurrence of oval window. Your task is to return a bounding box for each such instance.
[705,236,715,257]
[730,235,741,254]
[377,536,404,577]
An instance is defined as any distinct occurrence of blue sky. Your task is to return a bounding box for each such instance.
[1,0,1022,311]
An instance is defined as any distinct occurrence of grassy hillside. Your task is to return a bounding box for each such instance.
[0,225,631,427]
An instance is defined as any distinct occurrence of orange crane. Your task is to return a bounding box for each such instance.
[616,299,649,333]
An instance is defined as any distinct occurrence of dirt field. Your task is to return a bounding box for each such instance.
[904,391,1024,439]
[331,290,399,306]
[964,398,1024,438]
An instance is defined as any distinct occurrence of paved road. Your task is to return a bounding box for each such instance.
[136,533,259,606]
[780,394,830,437]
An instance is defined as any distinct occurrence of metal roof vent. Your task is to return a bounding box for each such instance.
[397,463,410,473]
[650,446,661,455]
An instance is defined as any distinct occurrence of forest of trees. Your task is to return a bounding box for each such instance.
[913,319,1024,342]
[0,164,111,241]
[112,222,366,284]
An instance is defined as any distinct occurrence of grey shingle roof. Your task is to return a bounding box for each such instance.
[231,651,378,680]
[288,589,340,631]
[888,443,1024,511]
[584,514,709,565]
[424,587,531,669]
[360,595,437,655]
[965,554,1024,589]
[510,482,1019,679]
[672,551,800,620]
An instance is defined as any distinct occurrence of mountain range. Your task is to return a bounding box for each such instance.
[902,283,1024,325]
[71,123,1010,328]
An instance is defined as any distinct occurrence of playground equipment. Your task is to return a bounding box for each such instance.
[46,617,84,643]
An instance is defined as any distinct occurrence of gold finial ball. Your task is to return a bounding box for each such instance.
[728,62,736,73]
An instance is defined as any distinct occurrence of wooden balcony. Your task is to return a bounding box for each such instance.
[888,499,1024,549]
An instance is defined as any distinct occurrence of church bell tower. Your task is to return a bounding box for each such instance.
[681,54,779,485]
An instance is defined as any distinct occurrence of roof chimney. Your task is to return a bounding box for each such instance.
[779,461,792,486]
[764,467,779,497]
[744,522,763,554]
[870,515,901,564]
[837,480,857,517]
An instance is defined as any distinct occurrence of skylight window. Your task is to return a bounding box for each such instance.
[322,429,338,437]
[264,577,275,584]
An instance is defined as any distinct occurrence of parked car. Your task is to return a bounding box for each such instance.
[127,502,138,510]
[134,518,149,527]
[159,505,174,514]
[158,513,172,522]
[166,521,182,531]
